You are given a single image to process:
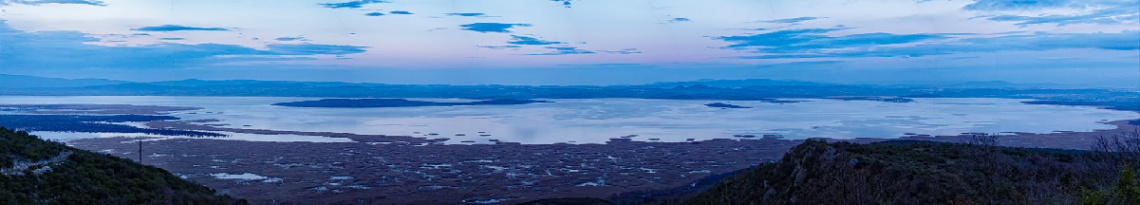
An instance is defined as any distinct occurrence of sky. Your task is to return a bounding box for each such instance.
[0,0,1137,87]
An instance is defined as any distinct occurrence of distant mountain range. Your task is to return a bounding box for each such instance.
[646,79,835,88]
[0,74,1135,111]
[891,81,1067,89]
[0,74,1090,89]
[0,74,128,88]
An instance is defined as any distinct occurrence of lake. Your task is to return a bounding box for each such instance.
[1,96,1135,144]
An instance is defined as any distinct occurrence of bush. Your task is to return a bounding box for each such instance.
[687,139,1140,204]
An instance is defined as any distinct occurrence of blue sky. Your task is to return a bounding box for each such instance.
[0,0,1137,87]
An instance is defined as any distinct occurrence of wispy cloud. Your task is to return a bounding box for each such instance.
[669,18,690,23]
[446,13,491,17]
[477,34,641,55]
[551,0,572,8]
[715,28,848,48]
[981,6,1139,26]
[264,43,367,55]
[132,25,229,32]
[364,12,385,16]
[460,23,531,33]
[528,46,596,55]
[599,48,641,54]
[1,0,105,6]
[389,10,413,15]
[722,28,1138,59]
[965,0,1138,26]
[757,16,822,24]
[318,0,387,9]
[523,47,639,55]
[477,45,522,50]
[0,21,367,70]
[275,37,306,41]
[507,35,561,45]
[963,0,1076,10]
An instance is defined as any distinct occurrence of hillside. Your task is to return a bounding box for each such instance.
[687,139,1140,204]
[0,127,247,204]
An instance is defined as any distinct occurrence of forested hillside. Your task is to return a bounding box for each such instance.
[0,127,246,204]
[688,139,1140,204]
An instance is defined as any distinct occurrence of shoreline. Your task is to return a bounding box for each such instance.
[142,115,1140,150]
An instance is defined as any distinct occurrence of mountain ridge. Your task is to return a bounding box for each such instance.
[0,74,1120,89]
[0,74,128,88]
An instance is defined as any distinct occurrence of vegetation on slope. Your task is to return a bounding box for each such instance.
[0,127,246,204]
[688,138,1140,204]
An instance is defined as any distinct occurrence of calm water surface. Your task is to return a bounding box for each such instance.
[1,96,1135,144]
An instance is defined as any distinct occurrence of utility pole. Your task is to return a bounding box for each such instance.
[138,138,143,164]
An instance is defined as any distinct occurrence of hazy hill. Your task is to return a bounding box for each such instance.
[0,127,246,204]
[645,79,834,88]
[0,75,1135,111]
[0,74,127,88]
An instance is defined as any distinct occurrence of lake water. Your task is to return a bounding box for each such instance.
[1,96,1136,144]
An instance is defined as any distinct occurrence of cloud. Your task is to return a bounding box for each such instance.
[390,10,413,15]
[446,13,489,17]
[669,18,690,23]
[965,31,1140,51]
[477,45,522,50]
[477,35,566,50]
[726,30,1139,59]
[132,25,229,32]
[364,12,384,16]
[758,17,821,24]
[0,21,367,70]
[714,28,848,48]
[0,0,105,6]
[264,44,367,55]
[556,63,644,67]
[319,0,387,9]
[599,48,641,54]
[507,35,561,45]
[550,0,572,8]
[275,37,305,41]
[981,5,1139,26]
[965,0,1138,26]
[159,38,183,40]
[460,23,531,33]
[527,46,595,55]
[963,0,1140,11]
[963,0,1075,10]
[523,47,640,55]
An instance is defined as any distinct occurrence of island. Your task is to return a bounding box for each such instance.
[705,102,751,108]
[272,98,550,108]
[826,96,914,103]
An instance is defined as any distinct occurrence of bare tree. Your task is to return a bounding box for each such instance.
[964,133,999,147]
[1092,131,1140,166]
